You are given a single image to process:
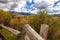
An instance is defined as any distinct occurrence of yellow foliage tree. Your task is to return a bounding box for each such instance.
[0,10,12,26]
[9,19,22,31]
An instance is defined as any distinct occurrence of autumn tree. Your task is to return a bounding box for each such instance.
[0,10,12,26]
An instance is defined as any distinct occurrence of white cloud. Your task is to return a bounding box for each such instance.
[34,0,60,14]
[0,0,60,14]
[14,0,26,11]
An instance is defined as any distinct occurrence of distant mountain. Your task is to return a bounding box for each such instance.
[53,14,60,17]
[8,11,30,16]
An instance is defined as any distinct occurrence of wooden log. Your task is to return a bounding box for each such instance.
[0,24,27,40]
[16,31,30,40]
[0,24,20,35]
[16,29,30,40]
[24,24,44,40]
[16,28,26,40]
[25,34,31,40]
[40,24,49,40]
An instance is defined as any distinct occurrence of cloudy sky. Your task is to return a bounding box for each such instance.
[0,0,60,14]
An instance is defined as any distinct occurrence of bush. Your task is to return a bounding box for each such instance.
[0,10,12,26]
[9,19,22,31]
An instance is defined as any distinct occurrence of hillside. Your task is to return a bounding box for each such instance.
[8,11,31,16]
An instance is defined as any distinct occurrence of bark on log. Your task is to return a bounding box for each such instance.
[24,24,44,40]
[0,24,20,35]
[40,24,49,40]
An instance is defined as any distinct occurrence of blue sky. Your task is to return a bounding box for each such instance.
[0,0,60,14]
